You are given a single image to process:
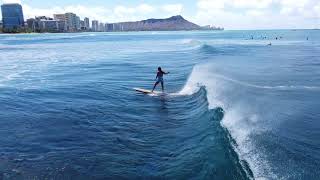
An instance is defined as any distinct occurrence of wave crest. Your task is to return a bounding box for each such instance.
[179,64,278,179]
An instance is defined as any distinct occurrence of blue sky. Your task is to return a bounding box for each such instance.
[1,0,320,29]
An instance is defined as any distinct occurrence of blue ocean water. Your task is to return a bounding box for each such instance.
[0,30,319,179]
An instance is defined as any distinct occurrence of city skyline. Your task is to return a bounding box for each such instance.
[0,0,320,29]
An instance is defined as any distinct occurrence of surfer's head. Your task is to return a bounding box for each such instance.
[158,67,162,71]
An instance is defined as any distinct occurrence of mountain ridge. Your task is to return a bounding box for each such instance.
[107,15,210,31]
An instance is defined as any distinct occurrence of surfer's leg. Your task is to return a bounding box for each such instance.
[152,82,159,92]
[161,82,164,92]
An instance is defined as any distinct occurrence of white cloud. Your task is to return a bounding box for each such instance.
[278,0,309,8]
[197,0,226,10]
[280,7,293,15]
[162,4,183,15]
[2,0,21,3]
[194,0,319,29]
[10,3,184,23]
[112,4,157,22]
[195,0,273,28]
[137,4,155,14]
[114,6,135,16]
[278,0,310,15]
[1,0,319,29]
[314,3,320,17]
[21,4,111,22]
[232,0,273,9]
[114,4,155,17]
[246,10,265,16]
[197,0,273,10]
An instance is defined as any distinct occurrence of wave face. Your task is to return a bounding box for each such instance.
[0,30,320,179]
[179,53,320,178]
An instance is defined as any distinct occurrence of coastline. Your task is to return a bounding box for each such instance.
[0,29,224,34]
[1,28,320,35]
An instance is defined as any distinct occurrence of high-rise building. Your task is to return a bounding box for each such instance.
[80,20,85,30]
[26,18,36,30]
[34,16,56,32]
[111,23,122,31]
[54,13,80,32]
[53,14,67,31]
[53,14,66,21]
[65,13,77,31]
[39,19,59,32]
[75,16,80,30]
[104,23,109,31]
[26,16,65,32]
[57,21,66,32]
[105,24,114,32]
[84,17,90,29]
[92,20,99,32]
[99,23,105,32]
[1,3,24,30]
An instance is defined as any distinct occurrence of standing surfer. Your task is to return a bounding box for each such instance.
[152,67,169,92]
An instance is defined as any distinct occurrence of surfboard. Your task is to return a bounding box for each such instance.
[134,88,162,94]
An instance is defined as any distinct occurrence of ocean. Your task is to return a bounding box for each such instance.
[0,30,319,179]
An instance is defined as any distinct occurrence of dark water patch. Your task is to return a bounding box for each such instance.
[0,85,251,179]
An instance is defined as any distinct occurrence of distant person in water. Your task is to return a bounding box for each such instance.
[152,67,169,92]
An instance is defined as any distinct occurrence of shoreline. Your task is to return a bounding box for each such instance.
[0,29,224,34]
[1,28,319,35]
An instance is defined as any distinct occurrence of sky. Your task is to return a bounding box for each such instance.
[0,0,320,29]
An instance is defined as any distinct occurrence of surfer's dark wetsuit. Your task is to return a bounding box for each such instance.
[152,67,169,92]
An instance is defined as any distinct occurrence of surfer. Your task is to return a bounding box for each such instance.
[152,67,169,92]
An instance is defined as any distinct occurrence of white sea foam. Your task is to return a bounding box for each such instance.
[180,39,202,45]
[208,74,320,91]
[0,69,29,85]
[179,64,279,179]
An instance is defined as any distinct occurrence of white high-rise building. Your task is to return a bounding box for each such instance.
[53,14,67,31]
[53,14,65,21]
[54,13,80,32]
[65,13,77,31]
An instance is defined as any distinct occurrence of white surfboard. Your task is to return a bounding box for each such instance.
[134,88,162,94]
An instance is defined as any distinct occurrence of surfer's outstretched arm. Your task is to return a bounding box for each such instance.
[162,71,169,75]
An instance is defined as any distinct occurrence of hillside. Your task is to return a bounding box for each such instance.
[108,15,202,31]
